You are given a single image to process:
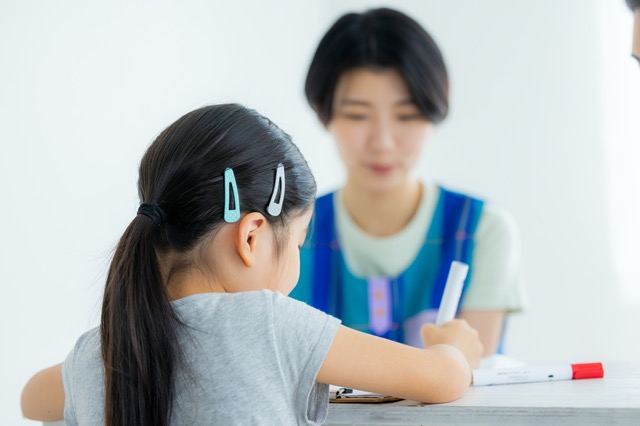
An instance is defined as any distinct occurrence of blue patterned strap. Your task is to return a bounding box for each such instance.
[310,192,337,315]
[431,187,484,309]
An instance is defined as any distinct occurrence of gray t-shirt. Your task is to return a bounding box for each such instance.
[62,290,341,425]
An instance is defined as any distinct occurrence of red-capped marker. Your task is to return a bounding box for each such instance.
[473,362,604,386]
[571,362,604,379]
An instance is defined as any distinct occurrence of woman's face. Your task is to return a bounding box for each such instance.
[326,67,434,193]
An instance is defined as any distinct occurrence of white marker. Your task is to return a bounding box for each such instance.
[435,261,469,326]
[473,362,604,386]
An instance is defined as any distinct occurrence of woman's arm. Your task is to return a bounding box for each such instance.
[462,204,525,356]
[459,309,505,356]
[316,319,482,403]
[21,363,65,421]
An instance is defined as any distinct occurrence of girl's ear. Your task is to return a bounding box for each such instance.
[235,212,268,267]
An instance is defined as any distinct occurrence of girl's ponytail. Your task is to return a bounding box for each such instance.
[101,213,179,426]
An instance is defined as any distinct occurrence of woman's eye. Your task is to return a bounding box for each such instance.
[397,114,422,121]
[341,113,368,121]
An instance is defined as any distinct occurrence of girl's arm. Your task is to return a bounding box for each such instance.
[459,309,505,356]
[316,319,482,403]
[21,363,65,421]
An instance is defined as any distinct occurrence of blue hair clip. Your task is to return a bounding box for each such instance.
[223,168,240,223]
[267,163,285,217]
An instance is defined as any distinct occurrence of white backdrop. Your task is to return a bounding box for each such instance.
[1,1,639,424]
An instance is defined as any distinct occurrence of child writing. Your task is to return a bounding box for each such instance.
[21,104,482,425]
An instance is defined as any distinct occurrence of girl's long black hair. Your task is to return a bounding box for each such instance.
[100,104,316,425]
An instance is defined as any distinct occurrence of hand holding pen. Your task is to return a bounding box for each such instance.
[421,320,483,369]
[420,261,483,369]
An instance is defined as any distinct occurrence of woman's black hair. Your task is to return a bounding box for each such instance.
[627,0,640,11]
[100,104,316,426]
[305,7,449,125]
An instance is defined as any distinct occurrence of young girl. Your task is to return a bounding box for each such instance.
[290,8,527,354]
[21,104,482,425]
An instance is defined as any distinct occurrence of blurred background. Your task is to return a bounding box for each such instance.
[1,0,639,424]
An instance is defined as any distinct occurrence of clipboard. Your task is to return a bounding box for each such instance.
[329,387,404,403]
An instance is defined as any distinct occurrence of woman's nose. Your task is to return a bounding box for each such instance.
[368,118,394,151]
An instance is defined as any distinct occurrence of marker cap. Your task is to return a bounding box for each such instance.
[571,362,604,379]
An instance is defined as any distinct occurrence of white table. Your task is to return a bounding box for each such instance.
[325,363,640,425]
[44,363,640,425]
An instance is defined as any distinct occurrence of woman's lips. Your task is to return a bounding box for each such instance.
[369,164,393,174]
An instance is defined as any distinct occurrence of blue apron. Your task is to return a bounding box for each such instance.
[291,186,485,348]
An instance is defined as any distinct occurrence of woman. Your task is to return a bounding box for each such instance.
[290,8,526,355]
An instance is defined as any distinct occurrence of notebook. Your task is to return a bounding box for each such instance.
[328,385,403,403]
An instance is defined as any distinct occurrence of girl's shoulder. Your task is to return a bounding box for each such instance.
[67,326,101,361]
[171,290,327,326]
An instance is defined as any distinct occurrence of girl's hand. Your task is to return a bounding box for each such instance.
[420,319,483,369]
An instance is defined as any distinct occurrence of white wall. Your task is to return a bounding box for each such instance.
[1,0,638,424]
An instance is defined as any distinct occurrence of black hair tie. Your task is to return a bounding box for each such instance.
[137,203,167,226]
